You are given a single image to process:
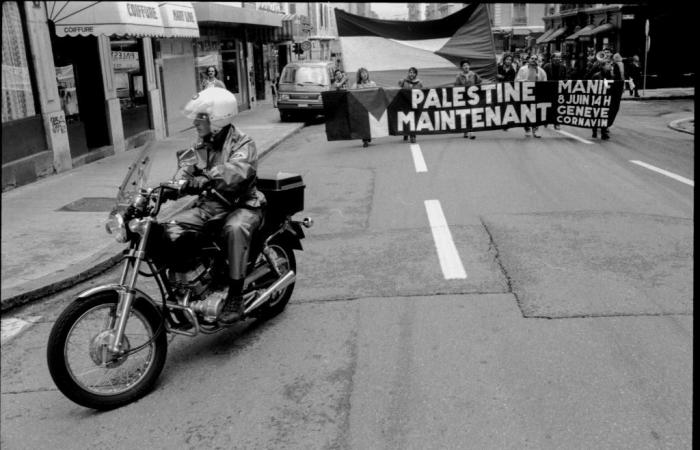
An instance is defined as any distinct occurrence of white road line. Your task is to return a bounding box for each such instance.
[554,128,593,144]
[1,317,41,344]
[410,143,427,173]
[630,160,694,187]
[424,200,467,280]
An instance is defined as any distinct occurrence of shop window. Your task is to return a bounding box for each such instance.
[110,37,150,138]
[2,1,37,123]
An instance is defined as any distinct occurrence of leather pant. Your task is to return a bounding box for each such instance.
[163,200,263,280]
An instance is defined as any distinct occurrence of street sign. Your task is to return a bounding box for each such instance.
[646,36,651,52]
[301,40,311,51]
[645,19,649,36]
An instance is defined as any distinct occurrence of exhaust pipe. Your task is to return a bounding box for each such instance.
[245,270,295,314]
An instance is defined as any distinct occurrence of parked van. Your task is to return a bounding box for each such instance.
[276,60,336,122]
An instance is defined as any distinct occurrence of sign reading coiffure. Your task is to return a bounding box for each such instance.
[126,3,159,20]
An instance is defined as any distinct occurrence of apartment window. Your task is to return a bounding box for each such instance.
[512,4,527,26]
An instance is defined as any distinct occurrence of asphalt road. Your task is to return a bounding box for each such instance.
[1,99,693,449]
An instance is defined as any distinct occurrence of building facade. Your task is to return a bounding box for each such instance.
[488,4,545,55]
[538,4,694,87]
[2,1,285,191]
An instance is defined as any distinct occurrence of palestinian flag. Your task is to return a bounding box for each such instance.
[335,4,497,88]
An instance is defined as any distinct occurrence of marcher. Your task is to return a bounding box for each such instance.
[455,59,482,139]
[332,69,349,90]
[627,55,642,97]
[497,53,517,82]
[589,59,615,140]
[352,67,377,147]
[398,67,423,143]
[201,66,226,90]
[165,88,266,323]
[515,54,548,138]
[543,52,569,129]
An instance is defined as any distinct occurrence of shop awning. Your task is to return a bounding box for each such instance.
[512,26,543,36]
[535,28,555,44]
[578,22,616,37]
[565,24,595,41]
[193,2,282,27]
[159,2,199,38]
[539,26,566,43]
[47,1,169,37]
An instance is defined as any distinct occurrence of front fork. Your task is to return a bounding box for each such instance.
[109,219,154,353]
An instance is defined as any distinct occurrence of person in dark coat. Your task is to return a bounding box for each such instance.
[497,53,517,82]
[543,52,569,129]
[589,60,614,140]
[627,55,642,97]
[398,67,423,143]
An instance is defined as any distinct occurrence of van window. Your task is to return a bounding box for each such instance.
[280,66,329,86]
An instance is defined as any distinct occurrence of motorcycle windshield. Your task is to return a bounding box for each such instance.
[110,142,154,217]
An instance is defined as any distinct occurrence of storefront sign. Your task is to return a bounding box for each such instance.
[126,3,158,20]
[111,51,140,71]
[171,9,195,23]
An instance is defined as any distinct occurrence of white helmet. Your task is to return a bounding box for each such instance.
[182,87,238,133]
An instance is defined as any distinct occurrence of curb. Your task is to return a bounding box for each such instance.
[668,118,694,135]
[0,122,305,313]
[621,94,694,101]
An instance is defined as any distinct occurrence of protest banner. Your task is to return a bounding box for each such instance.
[323,81,624,140]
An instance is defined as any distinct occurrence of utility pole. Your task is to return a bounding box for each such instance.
[642,19,649,96]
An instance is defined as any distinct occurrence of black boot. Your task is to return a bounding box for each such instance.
[219,279,245,324]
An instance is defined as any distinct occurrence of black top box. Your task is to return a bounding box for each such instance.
[257,172,305,217]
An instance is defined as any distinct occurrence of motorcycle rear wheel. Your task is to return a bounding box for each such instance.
[47,292,167,410]
[253,241,296,320]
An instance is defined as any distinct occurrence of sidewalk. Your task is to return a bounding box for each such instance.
[1,103,304,312]
[620,86,694,101]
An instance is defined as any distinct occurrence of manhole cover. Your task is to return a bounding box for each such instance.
[57,197,115,212]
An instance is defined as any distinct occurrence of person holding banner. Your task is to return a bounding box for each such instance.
[352,68,377,148]
[543,52,568,130]
[516,54,548,138]
[455,59,482,139]
[398,67,423,143]
[589,59,615,140]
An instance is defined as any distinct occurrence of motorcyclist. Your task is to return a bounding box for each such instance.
[165,87,266,324]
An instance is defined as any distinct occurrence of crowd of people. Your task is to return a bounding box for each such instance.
[297,48,641,146]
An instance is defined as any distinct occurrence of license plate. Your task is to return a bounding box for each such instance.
[297,103,308,107]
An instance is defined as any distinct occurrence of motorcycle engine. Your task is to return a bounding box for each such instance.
[168,263,212,297]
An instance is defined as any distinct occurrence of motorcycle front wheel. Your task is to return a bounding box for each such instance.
[47,291,167,410]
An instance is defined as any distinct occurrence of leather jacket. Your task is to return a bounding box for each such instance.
[182,124,266,209]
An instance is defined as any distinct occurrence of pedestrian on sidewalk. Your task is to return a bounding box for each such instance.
[164,88,266,323]
[516,54,548,138]
[627,55,642,97]
[589,59,615,140]
[455,59,482,139]
[543,52,569,130]
[352,67,377,148]
[201,66,226,90]
[398,67,423,143]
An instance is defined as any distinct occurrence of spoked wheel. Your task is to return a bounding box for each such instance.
[254,241,296,320]
[47,292,167,410]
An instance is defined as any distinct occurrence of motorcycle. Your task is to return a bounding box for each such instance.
[46,145,312,410]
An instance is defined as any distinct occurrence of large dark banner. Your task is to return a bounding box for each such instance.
[323,81,624,140]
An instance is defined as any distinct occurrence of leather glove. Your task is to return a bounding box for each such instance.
[182,175,211,195]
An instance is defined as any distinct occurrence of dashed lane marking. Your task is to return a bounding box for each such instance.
[554,128,594,144]
[630,160,694,187]
[410,143,428,173]
[424,200,467,280]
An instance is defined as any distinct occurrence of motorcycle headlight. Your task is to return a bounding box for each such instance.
[105,213,127,243]
[128,218,149,236]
